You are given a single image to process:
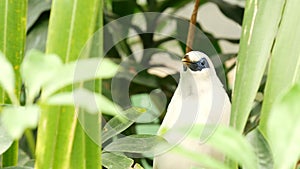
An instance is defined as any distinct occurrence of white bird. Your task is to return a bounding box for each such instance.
[153,51,231,169]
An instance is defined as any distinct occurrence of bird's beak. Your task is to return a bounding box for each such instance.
[182,55,191,65]
[182,55,191,71]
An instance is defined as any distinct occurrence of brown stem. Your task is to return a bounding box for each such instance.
[185,0,200,53]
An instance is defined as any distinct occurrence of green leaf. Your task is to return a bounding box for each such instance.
[3,167,33,169]
[42,58,119,99]
[230,0,286,133]
[0,0,27,74]
[21,50,63,103]
[35,0,102,168]
[104,135,166,155]
[0,0,27,166]
[102,108,144,143]
[27,0,51,30]
[171,145,231,169]
[46,88,121,116]
[0,52,17,104]
[246,129,273,169]
[1,105,40,139]
[186,125,257,169]
[131,91,166,123]
[133,163,143,169]
[260,0,300,134]
[45,0,99,62]
[206,126,257,169]
[26,18,48,52]
[267,84,300,169]
[0,122,13,154]
[102,152,134,169]
[135,124,160,135]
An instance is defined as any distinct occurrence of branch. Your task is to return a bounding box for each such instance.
[185,0,200,53]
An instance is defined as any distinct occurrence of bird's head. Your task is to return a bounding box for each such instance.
[181,51,215,79]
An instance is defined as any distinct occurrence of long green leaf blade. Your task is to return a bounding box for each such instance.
[267,84,300,169]
[0,0,27,167]
[35,0,101,168]
[259,0,300,134]
[230,0,285,133]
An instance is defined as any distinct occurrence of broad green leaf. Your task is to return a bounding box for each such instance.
[231,0,285,133]
[267,84,300,169]
[27,0,51,30]
[0,122,13,154]
[135,124,160,135]
[246,129,273,169]
[186,125,257,169]
[131,91,166,123]
[206,126,257,169]
[1,105,40,139]
[102,152,134,169]
[260,0,300,134]
[0,52,17,104]
[102,108,144,143]
[171,146,231,169]
[42,58,119,99]
[46,88,121,116]
[21,50,62,103]
[104,135,166,156]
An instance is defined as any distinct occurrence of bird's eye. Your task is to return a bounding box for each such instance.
[200,60,206,66]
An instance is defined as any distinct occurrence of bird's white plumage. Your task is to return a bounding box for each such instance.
[153,51,231,169]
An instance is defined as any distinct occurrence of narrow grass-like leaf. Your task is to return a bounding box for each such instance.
[35,0,101,168]
[2,167,33,169]
[246,129,273,169]
[267,84,300,169]
[0,1,27,165]
[259,0,300,134]
[0,0,27,102]
[230,0,285,133]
